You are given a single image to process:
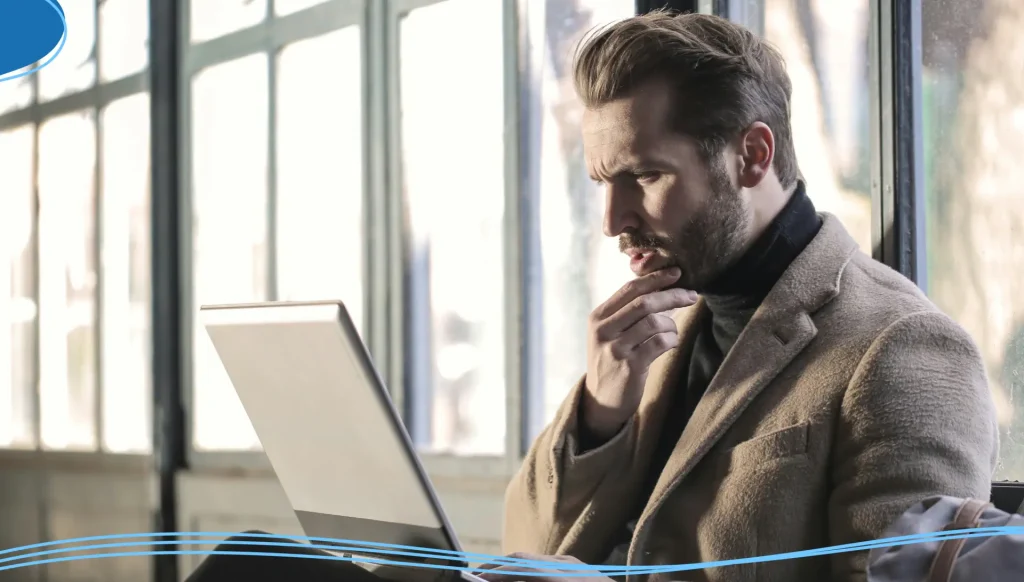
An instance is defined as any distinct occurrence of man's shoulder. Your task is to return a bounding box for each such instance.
[828,251,970,345]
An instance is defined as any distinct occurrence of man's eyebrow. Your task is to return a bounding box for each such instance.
[589,162,661,182]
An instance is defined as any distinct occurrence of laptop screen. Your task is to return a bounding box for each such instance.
[200,301,461,555]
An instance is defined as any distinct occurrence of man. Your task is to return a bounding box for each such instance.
[186,10,998,582]
[487,10,998,582]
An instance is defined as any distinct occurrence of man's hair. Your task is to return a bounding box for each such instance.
[572,10,798,188]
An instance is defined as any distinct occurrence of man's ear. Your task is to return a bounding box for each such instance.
[736,122,775,189]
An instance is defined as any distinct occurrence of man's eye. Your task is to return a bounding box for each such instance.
[635,172,660,183]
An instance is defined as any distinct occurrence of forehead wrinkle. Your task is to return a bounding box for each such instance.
[585,126,646,180]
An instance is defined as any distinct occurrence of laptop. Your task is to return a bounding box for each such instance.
[199,300,489,582]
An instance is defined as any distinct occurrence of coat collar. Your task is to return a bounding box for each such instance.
[625,212,859,566]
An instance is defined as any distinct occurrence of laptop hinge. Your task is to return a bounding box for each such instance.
[340,550,468,582]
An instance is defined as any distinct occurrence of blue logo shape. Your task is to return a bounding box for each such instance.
[0,0,68,82]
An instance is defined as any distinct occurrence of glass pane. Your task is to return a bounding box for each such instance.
[0,66,35,115]
[532,0,637,432]
[763,0,872,252]
[191,0,267,43]
[920,0,1024,479]
[0,125,38,449]
[38,111,98,451]
[400,0,506,455]
[191,55,269,452]
[38,1,97,101]
[275,0,329,17]
[100,93,152,454]
[100,0,150,81]
[276,28,365,332]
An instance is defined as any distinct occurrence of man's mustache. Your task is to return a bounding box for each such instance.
[619,232,672,253]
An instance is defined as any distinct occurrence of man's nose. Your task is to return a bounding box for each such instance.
[602,184,640,238]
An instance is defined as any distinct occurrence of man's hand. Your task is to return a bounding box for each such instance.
[582,267,698,439]
[473,553,612,582]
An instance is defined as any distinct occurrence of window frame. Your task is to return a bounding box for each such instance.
[180,0,526,483]
[0,0,152,469]
[178,0,373,474]
[383,0,526,477]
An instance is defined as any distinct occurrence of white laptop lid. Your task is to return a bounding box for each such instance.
[199,300,463,559]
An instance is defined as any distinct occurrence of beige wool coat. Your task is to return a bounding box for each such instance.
[502,214,999,582]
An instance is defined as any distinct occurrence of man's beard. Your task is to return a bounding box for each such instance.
[619,160,750,291]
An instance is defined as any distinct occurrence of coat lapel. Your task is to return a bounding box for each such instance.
[552,302,708,561]
[622,302,708,493]
[626,213,859,565]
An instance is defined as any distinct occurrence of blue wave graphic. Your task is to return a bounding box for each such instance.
[0,527,1021,576]
[0,0,68,81]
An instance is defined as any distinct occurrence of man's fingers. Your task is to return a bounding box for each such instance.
[598,288,697,337]
[476,564,545,581]
[610,312,678,355]
[592,267,681,320]
[631,330,680,367]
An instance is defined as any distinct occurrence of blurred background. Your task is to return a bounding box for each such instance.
[0,0,1021,580]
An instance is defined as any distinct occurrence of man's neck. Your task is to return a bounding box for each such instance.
[702,180,821,312]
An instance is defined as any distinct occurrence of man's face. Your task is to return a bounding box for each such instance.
[582,81,753,292]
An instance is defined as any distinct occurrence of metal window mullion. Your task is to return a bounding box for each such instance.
[872,0,925,282]
[501,0,524,465]
[636,0,699,15]
[384,2,415,435]
[365,0,390,371]
[178,0,197,474]
[0,75,148,130]
[869,0,885,264]
[515,0,546,455]
[150,0,186,580]
[93,0,105,456]
[891,0,926,287]
[391,0,447,12]
[875,0,897,270]
[266,46,279,302]
[29,78,42,454]
[28,77,52,581]
[94,106,105,454]
[711,0,763,35]
[184,0,365,75]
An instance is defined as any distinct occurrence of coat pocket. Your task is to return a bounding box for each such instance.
[721,421,810,471]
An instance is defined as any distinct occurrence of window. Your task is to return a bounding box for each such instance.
[37,111,99,451]
[761,0,873,253]
[190,54,270,452]
[191,0,268,43]
[0,67,34,115]
[531,0,638,432]
[0,1,152,456]
[0,125,37,450]
[188,15,367,454]
[275,0,331,17]
[100,94,153,454]
[399,0,507,455]
[37,0,98,102]
[99,0,150,81]
[920,0,1024,480]
[275,27,365,330]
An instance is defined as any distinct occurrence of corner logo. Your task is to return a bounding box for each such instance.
[0,0,68,82]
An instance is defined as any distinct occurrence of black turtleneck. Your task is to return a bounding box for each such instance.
[600,182,822,565]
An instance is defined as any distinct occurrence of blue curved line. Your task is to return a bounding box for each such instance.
[0,527,1019,574]
[0,539,476,568]
[0,0,69,83]
[0,528,1021,577]
[0,532,1013,579]
[0,531,512,564]
[0,524,1012,568]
